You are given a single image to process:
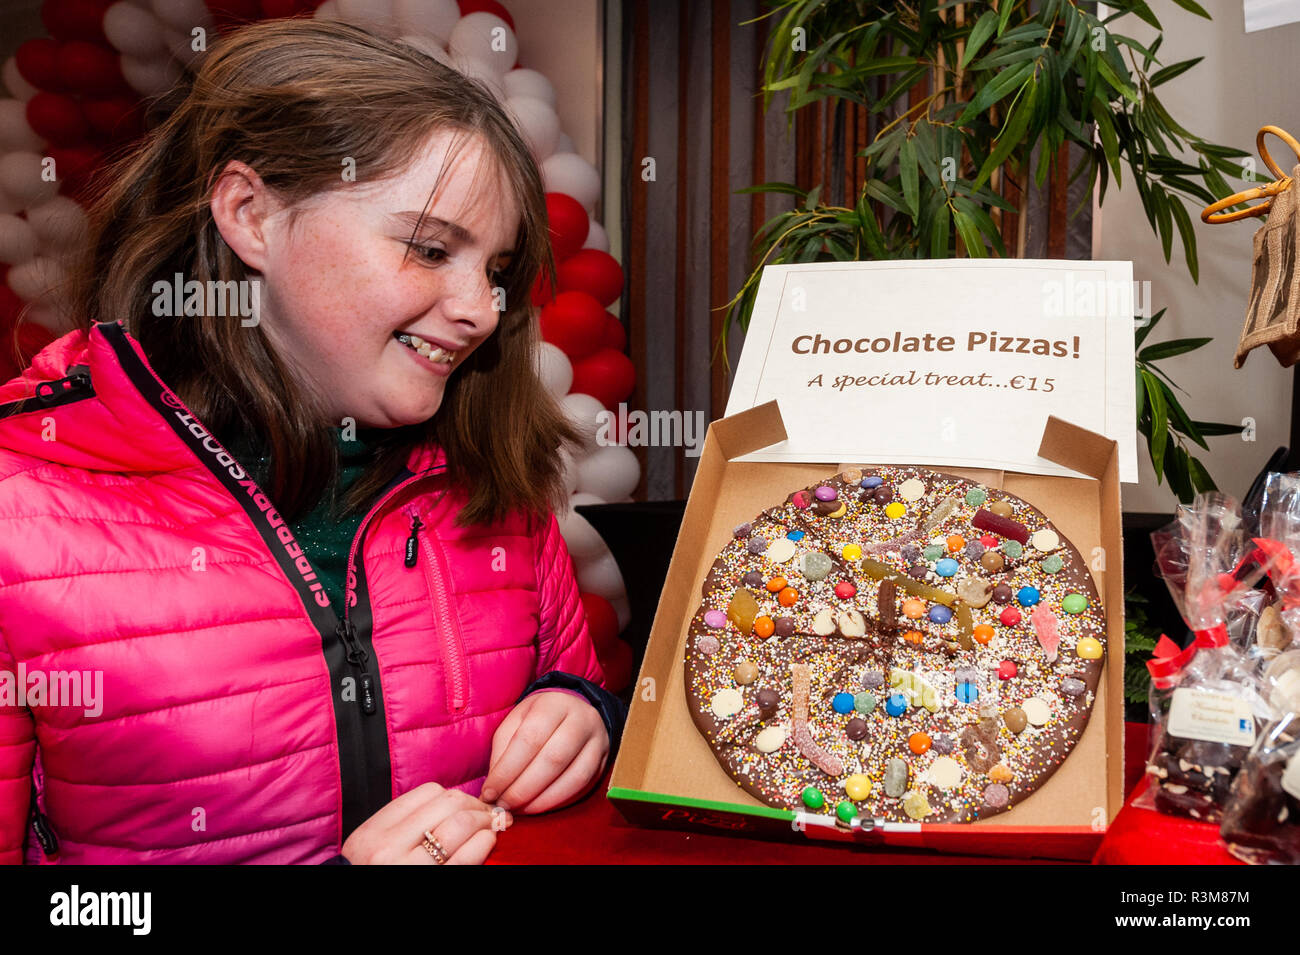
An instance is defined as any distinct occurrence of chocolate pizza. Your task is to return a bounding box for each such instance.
[683,465,1107,824]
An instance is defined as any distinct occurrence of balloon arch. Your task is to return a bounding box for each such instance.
[0,0,636,689]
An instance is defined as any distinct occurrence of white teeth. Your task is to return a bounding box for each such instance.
[428,347,445,363]
[396,332,455,363]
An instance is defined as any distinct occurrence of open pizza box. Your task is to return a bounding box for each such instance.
[608,399,1125,861]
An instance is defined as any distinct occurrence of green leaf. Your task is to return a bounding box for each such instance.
[1188,456,1217,493]
[958,60,1035,124]
[1168,194,1200,283]
[961,10,1000,69]
[900,135,920,218]
[1152,187,1173,262]
[1135,365,1147,420]
[1090,99,1122,185]
[974,84,1035,188]
[1134,307,1166,349]
[1150,56,1203,87]
[1139,336,1212,361]
[1152,376,1210,451]
[952,207,987,257]
[1096,55,1138,102]
[865,179,909,215]
[1142,370,1169,477]
[997,0,1015,36]
[930,200,950,258]
[1189,420,1245,436]
[1171,0,1211,18]
[1166,445,1193,502]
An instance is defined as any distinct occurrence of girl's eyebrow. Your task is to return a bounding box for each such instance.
[389,211,514,258]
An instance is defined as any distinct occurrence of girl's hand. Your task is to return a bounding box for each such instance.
[480,690,609,813]
[340,781,511,865]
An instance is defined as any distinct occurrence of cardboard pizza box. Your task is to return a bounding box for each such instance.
[607,399,1125,861]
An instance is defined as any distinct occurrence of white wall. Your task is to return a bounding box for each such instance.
[1096,0,1300,512]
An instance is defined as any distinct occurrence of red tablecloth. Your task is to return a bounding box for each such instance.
[486,721,1241,864]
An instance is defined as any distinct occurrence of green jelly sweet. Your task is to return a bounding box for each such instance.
[922,544,944,561]
[965,488,987,506]
[836,800,856,823]
[1040,554,1064,574]
[1062,593,1088,614]
[854,691,877,714]
[802,786,825,810]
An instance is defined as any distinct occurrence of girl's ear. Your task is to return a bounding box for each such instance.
[209,160,279,274]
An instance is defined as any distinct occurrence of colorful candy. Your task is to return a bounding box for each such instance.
[972,507,1029,543]
[832,692,855,714]
[1016,586,1040,607]
[999,606,1022,627]
[909,732,932,755]
[1076,637,1103,659]
[1062,593,1089,614]
[1031,604,1060,663]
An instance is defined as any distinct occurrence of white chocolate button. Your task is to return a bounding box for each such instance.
[711,688,744,718]
[755,726,787,753]
[812,608,836,635]
[764,537,796,563]
[928,756,963,789]
[1022,697,1052,726]
[899,478,926,502]
[1031,529,1060,552]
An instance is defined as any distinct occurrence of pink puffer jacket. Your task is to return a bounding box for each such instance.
[0,320,604,864]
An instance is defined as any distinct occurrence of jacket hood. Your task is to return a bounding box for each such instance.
[0,320,444,475]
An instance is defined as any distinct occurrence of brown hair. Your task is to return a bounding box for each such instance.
[49,17,579,527]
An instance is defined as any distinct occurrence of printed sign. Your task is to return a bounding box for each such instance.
[723,259,1138,481]
[1167,688,1257,747]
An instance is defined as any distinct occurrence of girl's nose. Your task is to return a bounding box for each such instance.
[442,268,502,333]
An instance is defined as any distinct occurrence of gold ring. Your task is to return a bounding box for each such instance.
[421,829,448,864]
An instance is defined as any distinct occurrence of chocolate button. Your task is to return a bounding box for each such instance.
[773,616,796,637]
[742,571,763,587]
[980,551,1005,573]
[756,687,779,716]
[1004,706,1027,734]
[873,486,894,504]
[845,718,868,740]
[992,583,1013,603]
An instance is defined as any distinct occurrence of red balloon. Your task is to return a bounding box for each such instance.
[457,0,515,31]
[56,40,126,93]
[41,0,110,43]
[16,38,65,92]
[48,144,104,200]
[82,95,144,140]
[580,592,620,653]
[556,249,624,307]
[570,348,635,411]
[545,192,588,260]
[26,92,89,147]
[0,285,23,325]
[538,291,605,361]
[596,638,633,694]
[601,312,625,351]
[259,0,316,17]
[530,270,555,307]
[206,0,261,29]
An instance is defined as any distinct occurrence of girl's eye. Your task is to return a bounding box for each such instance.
[410,243,446,263]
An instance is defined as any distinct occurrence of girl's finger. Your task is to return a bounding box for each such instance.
[428,808,497,858]
[481,699,567,802]
[445,827,497,865]
[391,783,488,837]
[514,734,607,814]
[493,716,588,810]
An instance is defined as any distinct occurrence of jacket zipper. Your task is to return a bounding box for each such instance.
[29,780,58,858]
[0,365,94,421]
[404,505,468,711]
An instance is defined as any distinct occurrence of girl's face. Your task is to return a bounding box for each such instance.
[239,130,521,429]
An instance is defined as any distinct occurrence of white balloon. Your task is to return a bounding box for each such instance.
[315,0,341,20]
[104,2,168,58]
[574,549,626,604]
[2,59,37,103]
[26,196,87,250]
[610,593,630,632]
[557,506,604,560]
[553,131,576,155]
[0,152,58,206]
[121,54,182,97]
[535,341,573,398]
[163,26,206,70]
[504,96,559,162]
[453,56,505,101]
[541,153,600,212]
[0,100,44,151]
[575,444,640,502]
[23,303,71,335]
[582,220,609,253]
[150,0,212,32]
[503,68,556,108]
[0,213,38,265]
[393,0,459,45]
[561,392,606,450]
[7,255,66,305]
[448,12,517,77]
[569,491,605,508]
[397,34,452,66]
[337,0,400,35]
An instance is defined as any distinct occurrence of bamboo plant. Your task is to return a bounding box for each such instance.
[723,0,1251,500]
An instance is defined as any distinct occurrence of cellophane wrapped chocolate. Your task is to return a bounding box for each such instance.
[1139,492,1278,822]
[1220,709,1300,864]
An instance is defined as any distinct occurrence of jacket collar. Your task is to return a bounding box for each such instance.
[0,321,445,477]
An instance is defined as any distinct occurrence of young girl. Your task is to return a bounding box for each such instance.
[0,19,624,865]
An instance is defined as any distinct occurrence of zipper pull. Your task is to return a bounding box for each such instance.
[33,368,93,406]
[405,514,423,568]
[336,619,377,715]
[29,783,58,857]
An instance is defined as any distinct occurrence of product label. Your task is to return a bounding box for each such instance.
[1283,752,1300,801]
[1167,688,1256,747]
